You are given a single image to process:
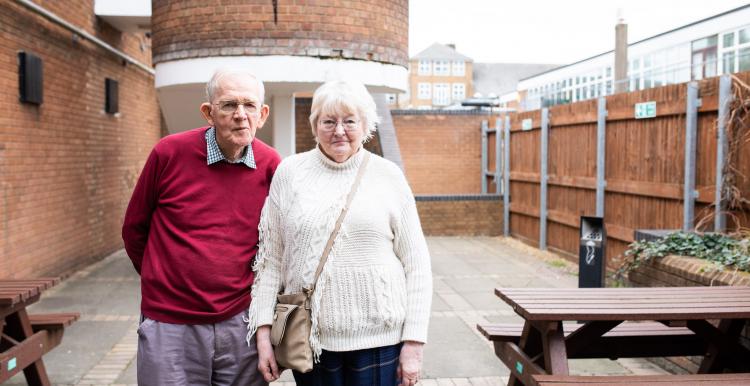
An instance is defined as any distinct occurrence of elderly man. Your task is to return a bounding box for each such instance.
[122,69,280,386]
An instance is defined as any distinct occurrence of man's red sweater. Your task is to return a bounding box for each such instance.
[122,127,280,324]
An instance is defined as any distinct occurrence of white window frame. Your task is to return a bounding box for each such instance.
[433,60,450,76]
[452,83,465,101]
[417,83,431,100]
[433,83,450,105]
[719,25,750,75]
[418,60,431,75]
[452,61,465,76]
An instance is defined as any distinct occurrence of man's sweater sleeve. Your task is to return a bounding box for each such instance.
[122,148,161,274]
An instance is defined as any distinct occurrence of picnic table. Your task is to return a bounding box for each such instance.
[477,286,750,386]
[0,278,79,385]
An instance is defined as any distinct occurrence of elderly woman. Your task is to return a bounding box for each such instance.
[246,80,432,386]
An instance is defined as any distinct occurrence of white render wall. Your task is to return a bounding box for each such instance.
[155,55,408,157]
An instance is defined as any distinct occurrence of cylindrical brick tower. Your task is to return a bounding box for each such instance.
[152,0,409,156]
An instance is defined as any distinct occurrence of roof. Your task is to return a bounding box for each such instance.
[412,42,473,62]
[473,63,560,96]
[519,3,750,81]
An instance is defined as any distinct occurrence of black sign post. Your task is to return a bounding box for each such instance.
[579,216,606,288]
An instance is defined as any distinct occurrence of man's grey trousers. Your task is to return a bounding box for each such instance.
[137,311,267,386]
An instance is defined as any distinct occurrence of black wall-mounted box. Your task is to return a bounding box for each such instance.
[105,78,119,114]
[18,52,43,105]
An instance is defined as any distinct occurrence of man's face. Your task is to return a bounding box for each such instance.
[200,74,269,153]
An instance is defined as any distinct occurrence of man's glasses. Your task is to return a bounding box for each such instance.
[318,118,360,132]
[214,100,258,114]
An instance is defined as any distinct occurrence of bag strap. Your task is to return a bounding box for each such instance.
[306,151,371,295]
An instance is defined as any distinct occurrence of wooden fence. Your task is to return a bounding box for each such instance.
[496,72,750,269]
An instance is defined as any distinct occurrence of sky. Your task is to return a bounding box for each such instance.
[409,0,750,64]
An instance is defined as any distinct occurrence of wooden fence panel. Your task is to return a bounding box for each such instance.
[502,71,750,271]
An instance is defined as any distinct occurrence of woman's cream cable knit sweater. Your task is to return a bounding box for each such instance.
[246,147,432,359]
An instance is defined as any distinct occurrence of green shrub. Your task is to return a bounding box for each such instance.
[617,232,750,278]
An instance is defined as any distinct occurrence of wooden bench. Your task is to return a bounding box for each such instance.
[532,373,750,385]
[29,313,80,350]
[0,279,77,385]
[477,321,707,358]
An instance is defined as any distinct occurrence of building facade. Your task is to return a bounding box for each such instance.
[399,43,473,109]
[1,0,161,278]
[516,4,750,110]
[151,0,408,158]
[0,0,409,278]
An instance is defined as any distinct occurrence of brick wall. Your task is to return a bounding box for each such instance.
[628,255,750,287]
[392,111,499,194]
[151,0,408,66]
[0,1,161,278]
[295,98,316,153]
[416,195,502,236]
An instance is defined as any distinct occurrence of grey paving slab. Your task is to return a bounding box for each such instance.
[5,236,668,385]
[431,292,452,311]
[461,290,512,311]
[423,316,507,378]
[117,358,137,385]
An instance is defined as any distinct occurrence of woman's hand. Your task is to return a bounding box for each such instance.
[397,341,424,386]
[256,325,280,382]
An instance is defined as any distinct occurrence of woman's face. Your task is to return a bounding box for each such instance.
[315,112,364,163]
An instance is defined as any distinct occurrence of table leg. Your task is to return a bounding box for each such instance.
[508,321,544,386]
[4,309,51,386]
[540,321,569,375]
[690,319,749,373]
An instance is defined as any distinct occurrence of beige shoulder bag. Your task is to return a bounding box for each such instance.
[270,152,371,373]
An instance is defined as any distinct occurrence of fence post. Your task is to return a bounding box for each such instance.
[481,120,488,194]
[504,115,511,237]
[715,75,731,232]
[596,97,607,218]
[540,108,549,250]
[495,118,502,194]
[683,82,700,232]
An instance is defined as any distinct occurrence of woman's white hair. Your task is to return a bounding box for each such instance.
[309,80,380,142]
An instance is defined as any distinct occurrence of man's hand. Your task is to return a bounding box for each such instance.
[256,325,280,382]
[397,341,423,386]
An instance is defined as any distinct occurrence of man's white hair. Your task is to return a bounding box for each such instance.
[205,68,265,103]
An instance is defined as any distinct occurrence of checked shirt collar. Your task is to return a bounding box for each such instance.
[205,127,256,169]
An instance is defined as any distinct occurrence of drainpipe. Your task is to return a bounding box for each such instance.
[14,0,154,76]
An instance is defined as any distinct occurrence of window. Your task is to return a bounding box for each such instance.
[719,26,750,75]
[452,83,465,101]
[723,51,736,73]
[433,83,450,105]
[691,35,718,80]
[418,60,431,75]
[452,61,465,76]
[433,60,450,76]
[723,33,735,48]
[740,47,750,71]
[417,83,431,99]
[740,27,750,44]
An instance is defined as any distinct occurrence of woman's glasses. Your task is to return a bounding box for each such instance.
[318,118,360,132]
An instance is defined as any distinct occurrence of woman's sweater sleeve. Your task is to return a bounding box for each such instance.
[393,178,433,343]
[247,182,285,337]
